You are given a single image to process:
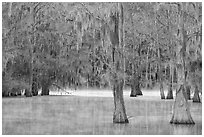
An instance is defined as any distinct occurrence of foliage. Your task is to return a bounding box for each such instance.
[2,2,202,96]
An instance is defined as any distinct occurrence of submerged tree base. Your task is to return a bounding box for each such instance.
[161,96,165,99]
[166,96,173,99]
[192,86,201,103]
[41,84,50,96]
[170,85,195,124]
[193,99,201,103]
[186,85,191,100]
[166,85,173,99]
[113,118,129,123]
[25,89,32,97]
[130,86,137,97]
[170,120,195,124]
[130,90,142,97]
[113,78,129,123]
[160,83,165,99]
[166,93,173,99]
[130,81,142,97]
[32,83,38,96]
[130,94,137,97]
[136,90,143,96]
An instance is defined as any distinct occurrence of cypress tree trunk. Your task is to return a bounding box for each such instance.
[166,65,173,99]
[173,67,177,83]
[41,82,49,96]
[149,64,152,89]
[32,69,38,96]
[27,8,36,97]
[145,49,149,89]
[130,62,136,97]
[170,4,194,124]
[155,10,165,99]
[111,3,128,123]
[170,51,195,123]
[130,43,142,97]
[166,80,173,99]
[192,85,200,103]
[25,88,32,97]
[186,85,191,100]
[31,6,39,96]
[41,75,50,96]
[159,63,165,99]
[87,74,89,88]
[113,78,128,123]
[130,74,137,97]
[166,9,174,100]
[3,90,10,97]
[130,70,142,97]
[130,85,137,97]
[170,85,194,124]
[160,81,165,99]
[129,11,142,97]
[32,77,38,96]
[166,9,173,100]
[157,47,165,99]
[122,17,126,88]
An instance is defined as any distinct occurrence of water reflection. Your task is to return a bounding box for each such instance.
[2,93,202,135]
[171,124,196,135]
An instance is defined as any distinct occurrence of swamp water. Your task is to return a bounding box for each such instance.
[2,90,202,135]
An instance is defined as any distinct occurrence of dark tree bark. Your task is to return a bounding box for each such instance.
[173,67,177,83]
[130,71,142,97]
[160,81,165,99]
[28,5,38,97]
[145,49,149,89]
[3,90,10,97]
[129,12,142,97]
[10,88,18,96]
[41,83,50,96]
[130,75,137,97]
[186,85,191,100]
[135,77,142,96]
[166,67,173,99]
[166,83,173,99]
[2,82,10,97]
[157,48,165,99]
[32,72,38,96]
[192,85,200,103]
[110,3,128,123]
[159,63,165,99]
[130,86,137,97]
[113,78,129,123]
[25,88,32,97]
[41,75,50,96]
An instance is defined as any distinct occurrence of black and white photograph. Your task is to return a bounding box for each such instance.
[2,1,202,135]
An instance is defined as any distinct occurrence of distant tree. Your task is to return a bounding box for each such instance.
[129,11,142,97]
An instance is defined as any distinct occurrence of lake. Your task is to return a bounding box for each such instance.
[2,89,202,135]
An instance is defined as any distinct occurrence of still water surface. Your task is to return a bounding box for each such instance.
[2,90,202,135]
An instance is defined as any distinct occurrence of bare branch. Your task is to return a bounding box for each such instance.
[80,3,104,22]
